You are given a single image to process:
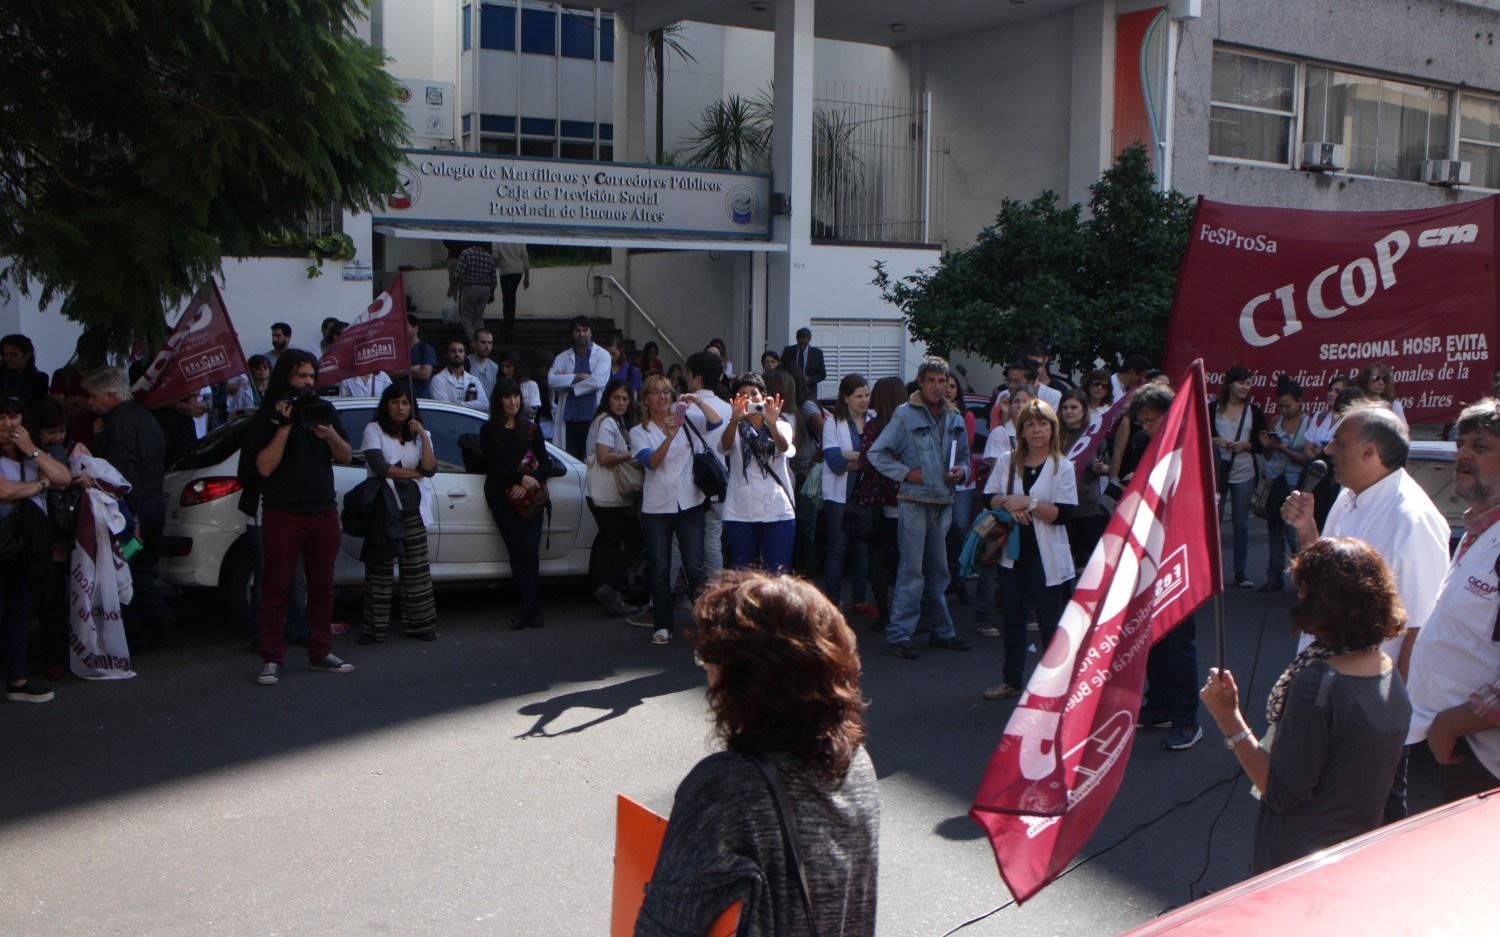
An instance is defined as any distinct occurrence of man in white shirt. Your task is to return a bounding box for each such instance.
[547,316,611,459]
[468,328,499,399]
[428,339,489,412]
[338,370,392,400]
[1407,398,1500,803]
[1281,401,1450,818]
[1282,403,1449,673]
[685,351,733,574]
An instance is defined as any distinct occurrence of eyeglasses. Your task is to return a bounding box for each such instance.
[1089,381,1107,388]
[646,388,672,397]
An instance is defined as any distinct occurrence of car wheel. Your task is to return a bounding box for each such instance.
[220,537,258,634]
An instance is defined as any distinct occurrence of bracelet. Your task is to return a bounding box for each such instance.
[1223,728,1253,750]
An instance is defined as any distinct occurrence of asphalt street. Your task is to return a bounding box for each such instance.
[0,523,1444,936]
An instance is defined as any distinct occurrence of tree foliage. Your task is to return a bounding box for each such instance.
[0,0,409,357]
[874,144,1194,373]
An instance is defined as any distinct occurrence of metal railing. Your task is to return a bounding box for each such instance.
[600,275,686,363]
[812,84,946,246]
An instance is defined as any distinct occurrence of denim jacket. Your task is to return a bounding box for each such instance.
[867,392,970,505]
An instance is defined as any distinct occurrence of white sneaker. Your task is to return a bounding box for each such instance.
[651,629,671,645]
[256,662,281,686]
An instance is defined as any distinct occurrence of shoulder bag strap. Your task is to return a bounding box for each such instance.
[680,412,708,453]
[747,753,819,937]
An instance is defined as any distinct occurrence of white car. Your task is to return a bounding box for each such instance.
[159,398,597,626]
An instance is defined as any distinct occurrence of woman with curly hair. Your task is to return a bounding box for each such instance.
[1200,537,1411,875]
[1354,361,1406,425]
[638,571,879,937]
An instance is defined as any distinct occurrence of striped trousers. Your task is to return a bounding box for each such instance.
[360,511,438,640]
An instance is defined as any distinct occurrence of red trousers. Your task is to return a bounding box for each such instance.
[258,506,340,664]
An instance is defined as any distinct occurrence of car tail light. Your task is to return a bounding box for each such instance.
[180,477,242,507]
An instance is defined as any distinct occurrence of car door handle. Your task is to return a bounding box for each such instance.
[446,489,468,498]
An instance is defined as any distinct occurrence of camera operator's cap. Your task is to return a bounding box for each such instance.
[1225,365,1253,384]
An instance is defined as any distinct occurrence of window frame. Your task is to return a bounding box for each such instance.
[1207,48,1301,168]
[1301,63,1454,182]
[1457,90,1500,191]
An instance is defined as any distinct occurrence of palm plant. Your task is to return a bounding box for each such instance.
[811,106,865,239]
[680,94,770,171]
[644,24,697,163]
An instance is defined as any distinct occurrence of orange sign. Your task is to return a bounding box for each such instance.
[612,795,740,937]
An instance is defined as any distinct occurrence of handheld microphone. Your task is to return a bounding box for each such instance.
[1297,459,1328,493]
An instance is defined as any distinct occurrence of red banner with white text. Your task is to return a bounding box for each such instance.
[317,275,409,384]
[131,283,249,409]
[970,361,1221,904]
[1163,196,1500,424]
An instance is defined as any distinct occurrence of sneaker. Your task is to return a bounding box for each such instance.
[928,634,972,651]
[626,608,656,628]
[651,629,671,645]
[973,621,1001,638]
[6,680,54,703]
[1234,578,1255,589]
[852,602,879,618]
[1136,708,1172,729]
[1162,724,1204,751]
[309,654,354,674]
[886,642,919,660]
[255,662,281,686]
[982,682,1021,700]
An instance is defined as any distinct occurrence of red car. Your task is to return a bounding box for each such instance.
[1123,791,1499,933]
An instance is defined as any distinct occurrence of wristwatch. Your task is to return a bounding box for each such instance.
[29,449,40,460]
[1224,728,1253,750]
[1027,495,1038,512]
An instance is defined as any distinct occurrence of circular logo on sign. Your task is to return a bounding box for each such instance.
[725,186,757,226]
[396,84,413,104]
[388,163,419,211]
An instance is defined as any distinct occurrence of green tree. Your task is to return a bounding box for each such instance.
[874,144,1193,373]
[0,0,408,356]
[645,23,697,164]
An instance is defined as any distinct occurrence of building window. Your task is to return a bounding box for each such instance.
[1304,67,1451,181]
[1459,94,1500,189]
[520,138,556,157]
[560,141,595,159]
[462,4,472,50]
[481,137,517,155]
[1209,50,1296,164]
[560,8,595,60]
[480,3,516,51]
[521,8,556,55]
[600,15,614,62]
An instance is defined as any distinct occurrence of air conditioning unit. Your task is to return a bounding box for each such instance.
[1300,142,1346,173]
[1423,159,1472,187]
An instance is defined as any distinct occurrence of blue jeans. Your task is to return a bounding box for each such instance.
[998,555,1072,688]
[1144,613,1200,729]
[642,506,706,633]
[1264,478,1298,587]
[887,500,957,645]
[946,487,975,587]
[1221,478,1253,581]
[821,501,868,606]
[725,519,796,572]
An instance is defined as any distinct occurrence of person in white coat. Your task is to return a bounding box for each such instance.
[717,373,796,572]
[981,398,1078,701]
[547,316,612,460]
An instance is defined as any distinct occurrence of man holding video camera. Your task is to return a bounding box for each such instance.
[242,351,354,686]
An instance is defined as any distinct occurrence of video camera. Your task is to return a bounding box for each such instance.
[278,389,338,428]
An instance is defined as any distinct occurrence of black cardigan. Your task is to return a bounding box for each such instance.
[480,419,550,502]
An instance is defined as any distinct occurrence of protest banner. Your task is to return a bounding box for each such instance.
[1164,196,1499,423]
[318,275,409,384]
[131,282,248,409]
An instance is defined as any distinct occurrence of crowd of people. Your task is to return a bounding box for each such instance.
[7,306,1500,929]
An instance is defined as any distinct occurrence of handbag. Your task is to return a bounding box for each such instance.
[842,500,882,541]
[0,510,26,562]
[747,754,820,937]
[680,417,727,501]
[799,462,824,509]
[1214,401,1249,494]
[973,511,1013,567]
[506,482,550,518]
[608,457,644,498]
[1249,473,1274,519]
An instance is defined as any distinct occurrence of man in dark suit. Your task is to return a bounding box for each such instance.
[781,327,826,395]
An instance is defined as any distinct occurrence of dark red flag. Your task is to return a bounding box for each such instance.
[132,283,249,409]
[970,361,1222,904]
[318,275,409,383]
[1164,196,1500,423]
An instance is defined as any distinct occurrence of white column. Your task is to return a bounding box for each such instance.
[1067,1,1115,208]
[766,0,815,349]
[611,13,650,305]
